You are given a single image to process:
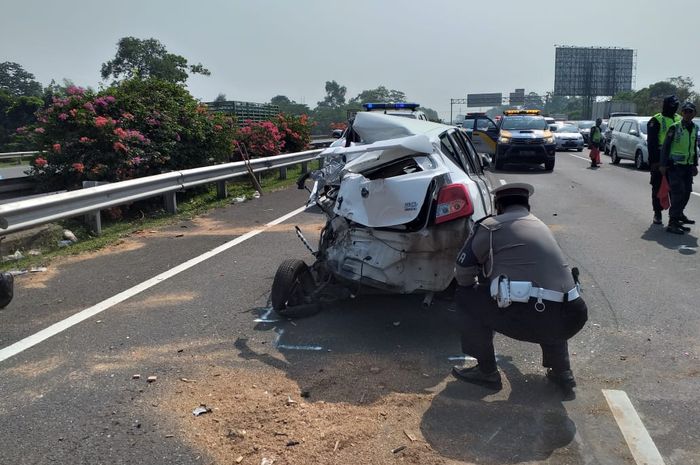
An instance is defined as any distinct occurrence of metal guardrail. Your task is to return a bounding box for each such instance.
[0,151,39,161]
[0,149,322,235]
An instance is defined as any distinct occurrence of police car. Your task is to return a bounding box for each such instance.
[494,110,557,171]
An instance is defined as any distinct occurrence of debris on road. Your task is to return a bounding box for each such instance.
[57,240,74,248]
[3,250,23,261]
[261,458,274,465]
[233,196,246,204]
[192,405,212,416]
[286,440,299,447]
[63,229,78,243]
[147,376,157,383]
[619,355,627,361]
[403,430,416,442]
[235,456,244,463]
[132,374,141,380]
[369,367,380,374]
[27,249,42,256]
[179,378,196,383]
[392,445,407,454]
[286,395,297,405]
[333,440,340,452]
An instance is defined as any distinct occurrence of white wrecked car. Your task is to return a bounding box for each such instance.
[271,112,493,315]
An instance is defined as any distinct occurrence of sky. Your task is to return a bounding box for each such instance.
[1,0,698,121]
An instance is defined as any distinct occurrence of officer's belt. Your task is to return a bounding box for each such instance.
[528,286,580,303]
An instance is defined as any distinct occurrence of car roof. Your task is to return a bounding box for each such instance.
[617,116,653,124]
[351,112,450,143]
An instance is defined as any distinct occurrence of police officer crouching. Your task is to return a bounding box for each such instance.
[452,183,588,391]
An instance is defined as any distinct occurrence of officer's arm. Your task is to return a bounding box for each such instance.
[660,125,675,166]
[647,118,660,163]
[454,227,485,286]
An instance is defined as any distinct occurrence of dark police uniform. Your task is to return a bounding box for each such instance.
[647,96,681,221]
[454,183,588,387]
[660,112,699,233]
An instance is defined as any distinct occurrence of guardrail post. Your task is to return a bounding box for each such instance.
[301,162,308,174]
[318,157,325,169]
[216,180,228,199]
[82,181,107,234]
[278,166,287,180]
[163,192,177,214]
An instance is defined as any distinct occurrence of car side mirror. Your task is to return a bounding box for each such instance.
[629,130,639,136]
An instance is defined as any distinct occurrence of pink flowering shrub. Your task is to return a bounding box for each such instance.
[27,79,236,191]
[274,113,312,153]
[235,120,284,158]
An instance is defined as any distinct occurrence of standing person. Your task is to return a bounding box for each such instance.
[589,118,603,168]
[660,102,699,234]
[648,96,681,225]
[452,183,588,391]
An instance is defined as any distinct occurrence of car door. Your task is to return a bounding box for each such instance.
[443,130,493,217]
[617,121,632,158]
[470,116,499,156]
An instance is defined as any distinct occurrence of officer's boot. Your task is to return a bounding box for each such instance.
[666,218,686,234]
[653,211,662,225]
[680,214,695,225]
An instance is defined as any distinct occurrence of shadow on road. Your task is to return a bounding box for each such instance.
[238,294,464,404]
[420,359,579,465]
[640,224,698,253]
[488,163,552,175]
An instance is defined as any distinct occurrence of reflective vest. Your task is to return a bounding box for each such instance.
[591,126,602,143]
[653,113,681,146]
[669,121,698,165]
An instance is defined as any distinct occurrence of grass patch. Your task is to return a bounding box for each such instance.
[0,160,319,272]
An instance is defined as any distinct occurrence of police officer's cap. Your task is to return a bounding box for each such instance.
[491,182,535,199]
[681,101,697,112]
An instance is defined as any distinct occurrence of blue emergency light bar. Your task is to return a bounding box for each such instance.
[363,103,420,111]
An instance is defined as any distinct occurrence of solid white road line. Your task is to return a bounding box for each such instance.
[602,389,666,465]
[0,205,309,364]
[569,153,591,162]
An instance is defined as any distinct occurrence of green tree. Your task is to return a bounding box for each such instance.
[349,86,406,105]
[0,62,43,97]
[419,106,441,122]
[100,37,210,84]
[317,80,347,108]
[270,95,311,116]
[0,89,43,151]
[214,93,227,102]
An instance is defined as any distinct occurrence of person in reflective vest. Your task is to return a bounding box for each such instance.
[452,183,588,392]
[660,101,699,234]
[589,118,603,168]
[648,96,681,224]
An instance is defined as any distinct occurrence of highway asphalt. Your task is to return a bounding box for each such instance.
[0,149,698,464]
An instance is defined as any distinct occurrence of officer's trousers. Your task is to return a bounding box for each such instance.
[667,164,694,220]
[456,284,588,373]
[650,167,663,213]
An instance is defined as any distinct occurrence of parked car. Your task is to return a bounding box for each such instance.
[494,110,557,171]
[609,116,652,169]
[271,112,494,315]
[575,120,595,145]
[551,123,584,151]
[604,112,638,154]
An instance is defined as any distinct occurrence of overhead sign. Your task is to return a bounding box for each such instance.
[554,46,635,96]
[467,93,502,107]
[509,88,525,106]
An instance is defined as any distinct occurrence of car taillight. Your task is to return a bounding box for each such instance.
[435,183,474,224]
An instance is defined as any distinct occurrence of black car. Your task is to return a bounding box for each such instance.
[494,110,557,171]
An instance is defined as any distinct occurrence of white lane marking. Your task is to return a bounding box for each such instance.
[692,192,700,197]
[569,153,591,162]
[602,389,666,465]
[499,179,507,185]
[254,307,280,323]
[0,205,309,364]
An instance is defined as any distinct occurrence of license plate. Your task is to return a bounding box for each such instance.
[519,150,535,155]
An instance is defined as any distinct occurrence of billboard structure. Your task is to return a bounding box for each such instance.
[509,89,525,106]
[467,93,503,107]
[554,46,636,118]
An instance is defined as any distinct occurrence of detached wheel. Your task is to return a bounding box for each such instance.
[611,147,620,164]
[271,259,317,316]
[634,150,647,170]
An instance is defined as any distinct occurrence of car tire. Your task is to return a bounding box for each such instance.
[634,150,647,170]
[544,159,555,171]
[270,259,318,317]
[611,147,620,164]
[577,147,583,152]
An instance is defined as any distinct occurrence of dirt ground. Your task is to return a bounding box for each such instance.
[160,365,451,465]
